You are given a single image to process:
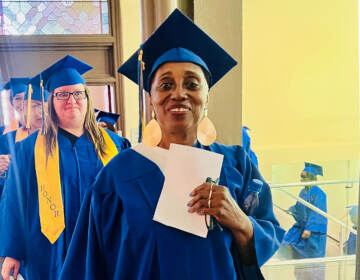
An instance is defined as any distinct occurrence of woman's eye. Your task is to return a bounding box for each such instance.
[159,82,173,90]
[185,81,200,90]
[58,92,68,98]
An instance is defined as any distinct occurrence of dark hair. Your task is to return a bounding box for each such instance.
[101,122,116,132]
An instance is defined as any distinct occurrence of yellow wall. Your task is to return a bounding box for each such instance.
[243,0,359,270]
[120,0,141,143]
[243,0,359,179]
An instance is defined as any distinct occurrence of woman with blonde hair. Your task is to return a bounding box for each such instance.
[0,55,130,280]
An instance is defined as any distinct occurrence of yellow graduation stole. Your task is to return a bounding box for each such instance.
[92,127,119,166]
[35,128,118,244]
[3,120,19,135]
[15,128,29,143]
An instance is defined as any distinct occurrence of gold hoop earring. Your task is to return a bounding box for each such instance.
[142,111,162,147]
[197,108,216,146]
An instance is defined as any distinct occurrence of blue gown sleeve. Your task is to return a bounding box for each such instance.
[0,133,12,155]
[60,189,104,280]
[0,141,27,261]
[60,183,123,279]
[305,187,327,233]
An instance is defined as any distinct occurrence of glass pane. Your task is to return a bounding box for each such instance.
[262,160,359,279]
[0,0,109,35]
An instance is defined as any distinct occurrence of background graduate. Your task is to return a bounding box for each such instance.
[344,205,358,255]
[0,76,50,155]
[0,55,130,280]
[280,162,327,280]
[0,75,50,280]
[96,110,120,132]
[0,75,50,200]
[60,10,284,280]
[0,78,28,136]
[0,78,30,188]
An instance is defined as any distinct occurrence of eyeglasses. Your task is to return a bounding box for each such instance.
[53,91,86,100]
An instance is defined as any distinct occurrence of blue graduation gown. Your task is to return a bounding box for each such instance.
[242,127,259,167]
[60,142,284,280]
[345,230,357,255]
[0,130,131,280]
[282,185,327,258]
[0,130,21,198]
[0,126,5,136]
[0,130,17,155]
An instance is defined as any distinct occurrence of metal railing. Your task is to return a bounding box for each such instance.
[269,180,358,234]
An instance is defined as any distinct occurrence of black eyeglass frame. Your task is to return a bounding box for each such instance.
[52,90,87,100]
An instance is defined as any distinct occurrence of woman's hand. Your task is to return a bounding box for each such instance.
[188,182,256,264]
[301,230,311,239]
[188,183,249,232]
[0,155,10,175]
[1,257,20,280]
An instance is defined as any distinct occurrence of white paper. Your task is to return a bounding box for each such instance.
[132,143,169,174]
[153,144,223,238]
[10,274,24,280]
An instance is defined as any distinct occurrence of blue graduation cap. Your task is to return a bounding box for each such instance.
[96,111,120,125]
[303,162,323,176]
[118,8,237,92]
[41,55,93,92]
[3,78,30,103]
[118,9,237,142]
[25,75,50,102]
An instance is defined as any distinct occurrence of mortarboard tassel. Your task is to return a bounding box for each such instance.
[26,84,33,129]
[40,79,45,135]
[137,49,145,142]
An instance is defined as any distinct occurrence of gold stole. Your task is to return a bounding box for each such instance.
[15,128,29,143]
[35,128,118,244]
[3,120,19,135]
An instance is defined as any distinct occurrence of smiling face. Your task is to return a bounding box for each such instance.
[150,62,209,137]
[52,83,87,129]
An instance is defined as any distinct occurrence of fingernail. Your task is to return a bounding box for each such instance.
[189,192,193,196]
[187,201,191,206]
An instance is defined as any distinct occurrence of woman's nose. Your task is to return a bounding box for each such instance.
[66,94,77,104]
[172,86,187,99]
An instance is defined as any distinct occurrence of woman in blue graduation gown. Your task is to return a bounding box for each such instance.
[60,10,284,280]
[0,77,49,204]
[282,163,327,259]
[0,78,30,197]
[344,205,357,255]
[0,78,31,152]
[0,56,130,280]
